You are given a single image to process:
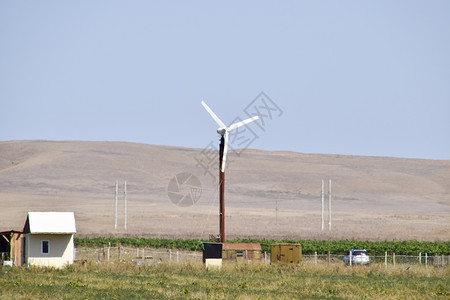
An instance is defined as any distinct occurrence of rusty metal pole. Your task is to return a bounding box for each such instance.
[219,135,225,243]
[219,171,225,243]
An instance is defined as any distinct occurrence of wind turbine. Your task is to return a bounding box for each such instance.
[201,101,259,243]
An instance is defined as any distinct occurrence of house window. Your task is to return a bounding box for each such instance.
[42,240,50,254]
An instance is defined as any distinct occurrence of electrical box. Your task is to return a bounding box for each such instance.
[202,242,222,263]
[270,243,302,264]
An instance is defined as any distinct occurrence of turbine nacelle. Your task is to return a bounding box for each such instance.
[217,128,226,135]
[202,101,259,172]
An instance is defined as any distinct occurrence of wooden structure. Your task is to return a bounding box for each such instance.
[222,243,261,262]
[0,230,24,266]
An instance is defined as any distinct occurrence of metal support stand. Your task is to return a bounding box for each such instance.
[219,135,225,243]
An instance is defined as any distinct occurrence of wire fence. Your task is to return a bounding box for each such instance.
[74,246,449,268]
[74,246,202,266]
[302,252,450,268]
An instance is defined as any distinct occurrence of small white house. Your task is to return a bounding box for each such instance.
[23,212,76,268]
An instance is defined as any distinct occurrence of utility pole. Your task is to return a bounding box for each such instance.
[321,180,324,231]
[115,180,118,230]
[276,200,278,225]
[124,181,127,231]
[328,179,332,231]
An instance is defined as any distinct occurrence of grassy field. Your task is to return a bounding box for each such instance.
[1,261,449,299]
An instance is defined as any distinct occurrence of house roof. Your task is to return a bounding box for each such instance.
[23,212,76,234]
[222,243,261,251]
[0,230,23,235]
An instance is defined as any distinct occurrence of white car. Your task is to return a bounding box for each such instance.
[343,249,370,265]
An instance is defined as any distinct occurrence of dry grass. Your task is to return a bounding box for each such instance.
[1,261,449,299]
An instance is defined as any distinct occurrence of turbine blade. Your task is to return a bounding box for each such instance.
[201,101,226,129]
[221,132,229,172]
[227,116,259,131]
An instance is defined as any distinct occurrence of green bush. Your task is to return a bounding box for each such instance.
[75,237,450,255]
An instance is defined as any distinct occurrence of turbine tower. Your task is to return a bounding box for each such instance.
[201,101,259,243]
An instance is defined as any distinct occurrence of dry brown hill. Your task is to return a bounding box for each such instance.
[0,140,449,241]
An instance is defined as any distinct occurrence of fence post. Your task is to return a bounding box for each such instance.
[425,253,428,269]
[314,251,317,266]
[107,245,110,263]
[393,252,395,268]
[419,252,421,264]
[441,255,444,268]
[264,251,267,264]
[349,251,352,266]
[327,251,330,267]
[384,251,387,269]
[169,249,172,263]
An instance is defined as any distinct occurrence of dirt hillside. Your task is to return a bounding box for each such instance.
[0,140,449,241]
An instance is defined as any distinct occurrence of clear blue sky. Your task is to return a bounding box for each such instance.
[1,1,449,159]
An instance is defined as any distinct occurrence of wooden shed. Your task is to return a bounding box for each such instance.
[23,212,76,268]
[222,243,262,262]
[0,230,24,266]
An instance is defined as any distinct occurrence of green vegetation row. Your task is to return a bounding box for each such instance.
[75,237,450,255]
